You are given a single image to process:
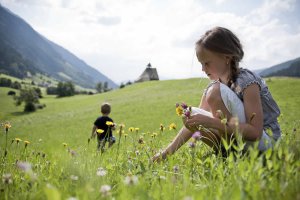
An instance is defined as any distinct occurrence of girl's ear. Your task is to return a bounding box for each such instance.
[224,55,232,64]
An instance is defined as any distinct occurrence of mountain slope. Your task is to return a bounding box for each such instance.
[0,4,117,89]
[259,57,300,77]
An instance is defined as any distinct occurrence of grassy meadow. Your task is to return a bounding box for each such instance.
[0,77,299,200]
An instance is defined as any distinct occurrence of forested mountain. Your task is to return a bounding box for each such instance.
[0,4,117,89]
[258,57,300,78]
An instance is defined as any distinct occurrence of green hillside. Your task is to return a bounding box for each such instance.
[1,78,209,149]
[0,78,299,199]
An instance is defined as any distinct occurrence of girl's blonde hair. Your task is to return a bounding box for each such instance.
[195,27,244,85]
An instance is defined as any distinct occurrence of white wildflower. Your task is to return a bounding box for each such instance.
[96,167,107,177]
[2,173,13,184]
[100,184,111,197]
[124,175,138,185]
[70,175,78,181]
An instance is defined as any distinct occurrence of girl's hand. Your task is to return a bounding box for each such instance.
[183,114,210,131]
[151,151,167,163]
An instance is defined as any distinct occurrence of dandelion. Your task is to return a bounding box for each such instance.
[124,133,128,138]
[96,167,107,177]
[129,127,135,132]
[151,132,158,138]
[100,185,111,197]
[119,123,125,128]
[15,138,22,144]
[176,105,184,116]
[2,173,13,184]
[2,121,12,133]
[97,129,104,134]
[169,123,177,130]
[2,121,11,157]
[138,136,145,144]
[62,143,68,147]
[24,140,30,148]
[124,175,138,185]
[135,128,140,133]
[106,121,114,126]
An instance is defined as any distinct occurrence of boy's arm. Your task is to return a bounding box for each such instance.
[91,125,97,139]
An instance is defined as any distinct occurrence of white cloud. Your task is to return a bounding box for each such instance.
[1,0,299,83]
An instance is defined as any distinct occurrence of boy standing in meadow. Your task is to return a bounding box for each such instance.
[91,103,116,152]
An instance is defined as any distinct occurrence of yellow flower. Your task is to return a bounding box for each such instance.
[119,124,125,128]
[135,128,140,132]
[24,140,30,148]
[2,121,12,132]
[3,122,12,129]
[138,136,145,144]
[62,143,68,147]
[124,133,128,138]
[106,121,114,126]
[129,127,135,132]
[169,123,177,130]
[97,129,104,134]
[15,138,22,143]
[151,132,158,138]
[176,106,183,116]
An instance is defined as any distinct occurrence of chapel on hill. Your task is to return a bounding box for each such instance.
[135,63,159,83]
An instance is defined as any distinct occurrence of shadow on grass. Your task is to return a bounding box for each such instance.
[11,111,31,116]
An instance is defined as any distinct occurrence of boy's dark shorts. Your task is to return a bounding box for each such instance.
[98,136,116,143]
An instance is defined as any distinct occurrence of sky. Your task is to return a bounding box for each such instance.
[1,0,300,84]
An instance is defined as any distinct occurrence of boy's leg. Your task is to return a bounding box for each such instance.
[98,139,106,152]
[108,136,116,148]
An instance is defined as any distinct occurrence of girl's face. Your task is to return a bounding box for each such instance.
[196,46,229,81]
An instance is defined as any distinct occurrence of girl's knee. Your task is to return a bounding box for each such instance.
[206,82,222,106]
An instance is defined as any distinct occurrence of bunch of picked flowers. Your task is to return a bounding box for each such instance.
[176,102,212,118]
[176,103,191,118]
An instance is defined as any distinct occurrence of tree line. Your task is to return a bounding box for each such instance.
[2,77,113,112]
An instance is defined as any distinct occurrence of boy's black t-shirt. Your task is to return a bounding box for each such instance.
[94,116,114,140]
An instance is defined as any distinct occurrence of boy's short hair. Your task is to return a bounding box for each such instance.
[101,103,111,114]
